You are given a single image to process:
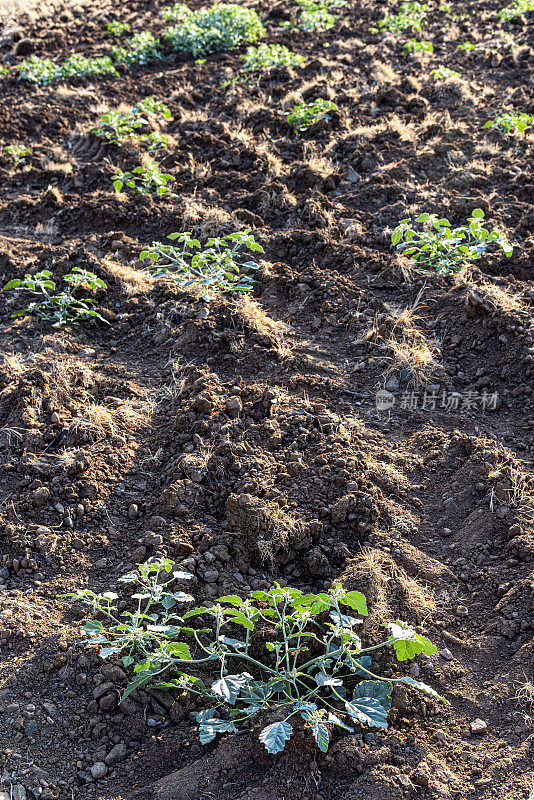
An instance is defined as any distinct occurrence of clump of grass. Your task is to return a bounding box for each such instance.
[165,3,265,57]
[111,31,162,65]
[403,39,433,53]
[498,0,534,21]
[371,2,428,33]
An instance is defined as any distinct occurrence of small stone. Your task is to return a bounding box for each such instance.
[73,538,84,551]
[469,718,487,735]
[203,570,219,583]
[433,729,446,741]
[50,412,61,424]
[105,742,126,765]
[442,527,453,537]
[411,762,431,787]
[90,763,107,780]
[31,487,50,508]
[128,504,139,519]
[454,605,468,617]
[440,648,453,661]
[12,787,27,800]
[225,396,242,419]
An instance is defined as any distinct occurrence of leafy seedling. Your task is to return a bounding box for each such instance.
[391,209,513,275]
[2,267,108,327]
[139,230,263,297]
[165,3,265,57]
[371,2,428,33]
[107,19,131,36]
[484,111,534,136]
[430,64,460,80]
[70,557,447,754]
[287,98,339,132]
[403,39,433,53]
[4,144,31,165]
[112,161,174,195]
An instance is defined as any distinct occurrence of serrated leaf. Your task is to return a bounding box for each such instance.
[259,720,293,754]
[340,591,368,616]
[330,610,363,628]
[345,697,389,729]
[352,680,392,711]
[216,595,243,607]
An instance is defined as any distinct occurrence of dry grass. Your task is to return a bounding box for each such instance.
[69,401,146,443]
[255,502,302,567]
[234,296,293,360]
[362,291,441,388]
[177,443,213,478]
[45,358,95,402]
[181,200,232,237]
[474,281,526,314]
[152,359,192,403]
[103,258,153,296]
[488,450,534,522]
[351,547,437,626]
[34,219,59,239]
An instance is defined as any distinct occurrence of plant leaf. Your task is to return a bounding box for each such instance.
[313,722,330,752]
[210,673,251,705]
[352,680,392,711]
[259,720,293,754]
[345,697,389,729]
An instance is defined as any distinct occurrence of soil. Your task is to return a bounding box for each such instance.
[0,1,533,799]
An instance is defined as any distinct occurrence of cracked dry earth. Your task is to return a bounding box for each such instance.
[0,0,534,799]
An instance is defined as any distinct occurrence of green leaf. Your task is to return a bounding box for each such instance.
[391,228,403,246]
[339,591,368,616]
[199,718,237,744]
[210,673,251,705]
[224,610,254,630]
[415,213,430,222]
[315,672,343,688]
[165,642,192,660]
[352,680,392,711]
[313,722,330,752]
[183,606,208,620]
[3,279,22,290]
[327,712,353,732]
[259,720,293,754]
[471,208,484,219]
[216,595,243,607]
[345,697,389,729]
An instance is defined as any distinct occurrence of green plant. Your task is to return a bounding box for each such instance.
[240,44,304,75]
[391,210,513,275]
[112,161,174,195]
[484,111,534,135]
[94,99,171,148]
[107,19,131,36]
[286,98,339,132]
[371,2,428,33]
[111,31,162,66]
[403,38,433,53]
[4,144,31,165]
[161,2,191,22]
[2,268,108,327]
[498,0,534,21]
[139,230,263,297]
[457,41,475,51]
[165,3,265,57]
[16,54,118,85]
[70,557,446,754]
[430,64,460,80]
[296,0,345,31]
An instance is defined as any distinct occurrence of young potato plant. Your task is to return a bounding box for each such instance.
[165,4,265,57]
[485,112,534,136]
[371,2,428,33]
[430,64,460,80]
[4,144,31,165]
[391,210,513,275]
[139,230,263,297]
[457,41,476,52]
[94,99,171,150]
[403,39,433,53]
[2,268,108,327]
[107,19,131,36]
[161,2,191,22]
[111,31,162,66]
[234,44,304,83]
[498,0,534,21]
[285,0,346,32]
[70,557,446,754]
[287,98,339,132]
[112,161,174,195]
[17,54,118,85]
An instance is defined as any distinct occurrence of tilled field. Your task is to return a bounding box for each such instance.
[0,1,533,799]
